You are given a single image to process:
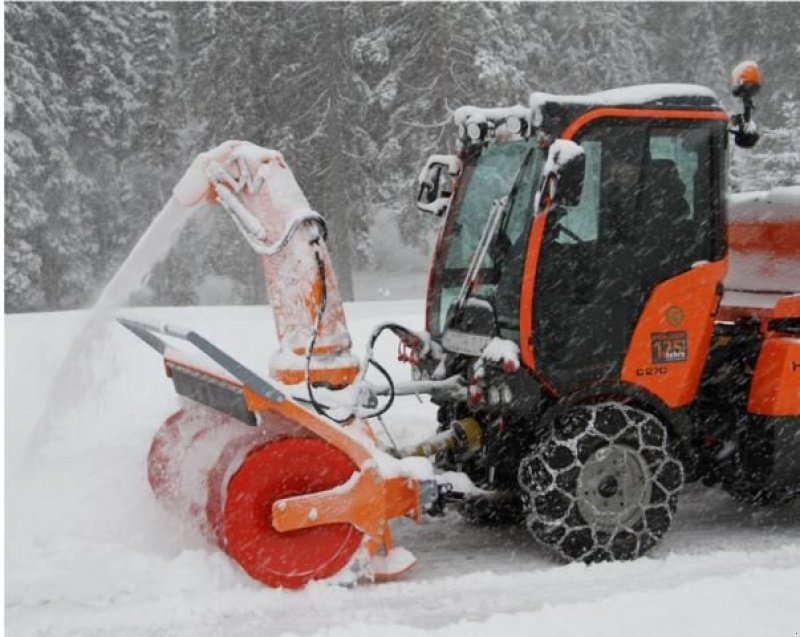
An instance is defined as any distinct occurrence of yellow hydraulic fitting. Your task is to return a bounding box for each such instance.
[401,417,483,458]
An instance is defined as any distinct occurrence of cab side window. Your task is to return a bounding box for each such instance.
[554,140,602,244]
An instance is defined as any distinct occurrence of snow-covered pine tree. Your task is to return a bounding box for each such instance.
[4,3,71,311]
[5,3,799,310]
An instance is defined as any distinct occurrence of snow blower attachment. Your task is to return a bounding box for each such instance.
[121,316,438,588]
[121,142,448,588]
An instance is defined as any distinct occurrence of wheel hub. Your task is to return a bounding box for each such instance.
[576,444,651,531]
[597,475,619,498]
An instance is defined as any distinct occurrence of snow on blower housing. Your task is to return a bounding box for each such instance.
[120,61,800,588]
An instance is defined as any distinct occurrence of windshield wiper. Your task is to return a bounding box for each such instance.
[448,146,536,324]
[492,147,535,266]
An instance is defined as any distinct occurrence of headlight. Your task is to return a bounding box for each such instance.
[488,385,501,406]
[506,115,522,134]
[466,121,483,140]
[501,384,513,404]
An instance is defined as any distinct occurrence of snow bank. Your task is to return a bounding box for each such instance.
[6,303,800,637]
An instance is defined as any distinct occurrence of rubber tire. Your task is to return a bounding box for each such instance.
[518,402,684,563]
[221,437,364,589]
[723,425,797,507]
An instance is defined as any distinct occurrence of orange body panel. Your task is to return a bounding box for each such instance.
[518,214,549,374]
[773,295,800,319]
[621,260,728,408]
[728,220,800,258]
[748,337,800,416]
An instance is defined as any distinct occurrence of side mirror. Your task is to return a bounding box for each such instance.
[730,60,762,148]
[537,140,585,210]
[416,155,462,216]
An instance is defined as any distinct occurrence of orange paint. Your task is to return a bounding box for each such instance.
[728,220,800,257]
[773,295,800,320]
[425,217,448,332]
[621,260,728,408]
[732,62,763,89]
[272,364,360,389]
[222,437,363,589]
[271,472,420,541]
[518,213,548,372]
[242,385,423,558]
[561,108,730,140]
[747,337,800,416]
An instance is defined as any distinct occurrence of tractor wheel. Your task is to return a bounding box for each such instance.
[217,437,364,589]
[518,402,684,563]
[723,424,797,506]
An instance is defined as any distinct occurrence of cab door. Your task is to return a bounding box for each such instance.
[531,118,726,394]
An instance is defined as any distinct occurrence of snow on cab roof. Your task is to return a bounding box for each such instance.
[453,104,530,126]
[530,83,720,125]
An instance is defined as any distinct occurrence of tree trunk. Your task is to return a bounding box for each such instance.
[318,8,355,301]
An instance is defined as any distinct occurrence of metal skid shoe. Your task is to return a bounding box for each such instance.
[122,318,431,589]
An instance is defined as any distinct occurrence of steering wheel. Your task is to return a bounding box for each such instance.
[555,222,582,243]
[551,206,583,243]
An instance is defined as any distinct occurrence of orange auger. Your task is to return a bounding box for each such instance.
[121,317,430,588]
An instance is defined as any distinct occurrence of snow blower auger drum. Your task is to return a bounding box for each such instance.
[121,142,436,588]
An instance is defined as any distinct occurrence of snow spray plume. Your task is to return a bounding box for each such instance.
[21,197,203,470]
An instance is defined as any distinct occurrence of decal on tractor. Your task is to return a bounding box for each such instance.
[636,366,668,377]
[666,305,685,327]
[651,331,688,364]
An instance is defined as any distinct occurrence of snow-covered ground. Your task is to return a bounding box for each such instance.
[6,302,800,637]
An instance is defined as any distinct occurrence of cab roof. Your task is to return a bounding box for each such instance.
[452,84,725,144]
[531,83,724,135]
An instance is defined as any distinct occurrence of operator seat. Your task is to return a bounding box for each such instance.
[643,159,690,219]
[639,159,693,282]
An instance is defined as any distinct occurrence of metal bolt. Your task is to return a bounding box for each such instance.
[276,501,287,511]
[308,507,318,521]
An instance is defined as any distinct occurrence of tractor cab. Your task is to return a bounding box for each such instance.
[420,84,732,396]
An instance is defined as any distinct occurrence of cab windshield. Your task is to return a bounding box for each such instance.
[430,140,542,336]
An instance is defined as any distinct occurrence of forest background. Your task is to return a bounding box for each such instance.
[5,2,799,312]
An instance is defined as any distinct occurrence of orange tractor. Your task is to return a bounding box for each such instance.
[122,62,799,587]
